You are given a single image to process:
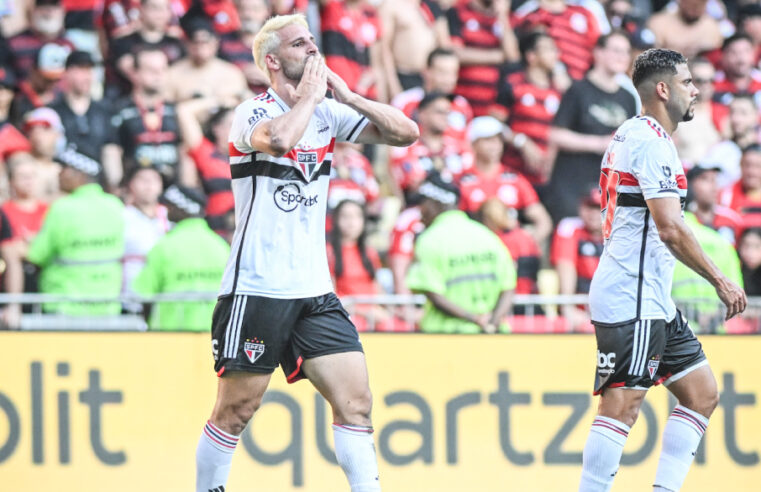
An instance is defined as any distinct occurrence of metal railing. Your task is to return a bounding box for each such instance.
[0,292,759,333]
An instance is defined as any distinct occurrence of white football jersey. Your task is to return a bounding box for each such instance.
[219,89,369,298]
[589,116,687,324]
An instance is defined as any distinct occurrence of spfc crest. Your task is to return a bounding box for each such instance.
[647,358,660,380]
[244,341,265,364]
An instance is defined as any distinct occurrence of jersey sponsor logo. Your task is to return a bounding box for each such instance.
[274,183,319,212]
[647,356,660,379]
[244,339,265,364]
[597,351,616,375]
[659,165,678,189]
[248,107,269,125]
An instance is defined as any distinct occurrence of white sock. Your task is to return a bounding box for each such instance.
[333,424,381,492]
[196,420,239,492]
[579,416,630,492]
[653,405,708,492]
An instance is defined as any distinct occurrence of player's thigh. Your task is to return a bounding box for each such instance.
[659,310,710,392]
[665,364,718,418]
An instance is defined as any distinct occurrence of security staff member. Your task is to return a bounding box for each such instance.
[133,185,230,331]
[27,148,125,315]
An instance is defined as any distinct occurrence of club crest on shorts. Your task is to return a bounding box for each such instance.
[244,338,265,364]
[647,357,661,379]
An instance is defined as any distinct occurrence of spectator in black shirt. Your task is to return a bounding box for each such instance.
[545,31,636,223]
[107,0,185,97]
[50,51,120,187]
[9,42,69,127]
[739,227,761,297]
[109,47,183,188]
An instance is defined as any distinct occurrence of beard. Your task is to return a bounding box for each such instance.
[682,102,696,122]
[282,57,308,81]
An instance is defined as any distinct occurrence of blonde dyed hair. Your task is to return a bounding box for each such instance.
[252,14,309,82]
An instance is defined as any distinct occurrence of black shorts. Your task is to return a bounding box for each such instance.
[210,292,363,383]
[592,310,707,395]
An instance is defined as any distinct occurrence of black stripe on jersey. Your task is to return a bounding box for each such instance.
[635,209,650,320]
[347,116,367,141]
[231,159,332,183]
[231,177,257,294]
[618,193,647,207]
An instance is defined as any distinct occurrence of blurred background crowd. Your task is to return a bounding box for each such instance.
[1,0,761,333]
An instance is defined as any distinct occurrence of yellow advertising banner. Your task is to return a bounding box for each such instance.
[0,333,759,491]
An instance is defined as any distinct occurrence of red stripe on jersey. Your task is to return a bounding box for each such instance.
[601,168,639,186]
[676,174,687,189]
[228,142,249,157]
[283,137,337,163]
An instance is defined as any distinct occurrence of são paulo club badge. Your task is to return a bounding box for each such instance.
[244,338,266,364]
[647,357,661,380]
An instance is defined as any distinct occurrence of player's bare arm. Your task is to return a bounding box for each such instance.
[647,195,747,319]
[250,55,328,156]
[326,67,419,147]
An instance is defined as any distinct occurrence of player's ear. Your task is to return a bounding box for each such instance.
[265,53,280,72]
[656,80,670,101]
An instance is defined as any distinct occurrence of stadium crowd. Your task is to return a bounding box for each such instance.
[1,0,761,332]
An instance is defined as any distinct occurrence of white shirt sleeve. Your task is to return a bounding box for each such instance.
[229,99,274,154]
[632,137,681,200]
[326,98,369,143]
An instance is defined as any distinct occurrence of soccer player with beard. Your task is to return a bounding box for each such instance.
[194,14,419,492]
[578,49,747,492]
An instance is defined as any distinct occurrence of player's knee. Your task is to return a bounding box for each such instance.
[214,394,263,435]
[334,388,373,425]
[687,388,720,418]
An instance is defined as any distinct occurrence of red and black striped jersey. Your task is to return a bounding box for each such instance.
[187,137,234,233]
[320,0,382,100]
[512,4,600,80]
[712,69,761,107]
[551,217,603,294]
[498,227,540,295]
[447,0,504,116]
[7,30,75,79]
[495,70,561,182]
[720,180,761,234]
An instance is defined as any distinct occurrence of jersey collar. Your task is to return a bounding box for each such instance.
[267,88,290,111]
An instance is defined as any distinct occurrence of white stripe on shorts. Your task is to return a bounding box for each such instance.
[229,296,247,359]
[628,320,641,375]
[225,296,242,358]
[637,320,651,376]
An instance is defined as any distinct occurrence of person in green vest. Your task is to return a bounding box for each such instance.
[406,172,516,333]
[27,148,125,315]
[133,184,230,331]
[672,211,743,333]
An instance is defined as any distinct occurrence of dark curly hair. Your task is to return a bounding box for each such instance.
[632,48,687,89]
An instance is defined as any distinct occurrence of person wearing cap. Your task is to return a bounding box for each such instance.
[0,67,33,165]
[9,42,70,127]
[167,17,248,103]
[7,0,74,80]
[546,31,636,223]
[50,51,119,186]
[21,107,67,201]
[26,148,125,315]
[133,185,230,331]
[107,0,185,97]
[389,91,472,203]
[406,171,516,333]
[459,115,552,246]
[550,187,604,331]
[686,164,742,245]
[646,0,722,59]
[122,165,170,314]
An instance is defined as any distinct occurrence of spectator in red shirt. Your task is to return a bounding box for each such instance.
[8,0,75,80]
[0,68,32,166]
[478,197,540,298]
[447,0,519,116]
[388,205,424,294]
[720,144,761,233]
[551,187,602,330]
[458,116,552,245]
[0,155,50,327]
[686,164,743,246]
[713,33,761,108]
[9,42,70,127]
[493,30,567,185]
[391,48,474,141]
[320,0,387,101]
[327,200,393,331]
[177,96,236,240]
[389,92,472,203]
[512,0,601,80]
